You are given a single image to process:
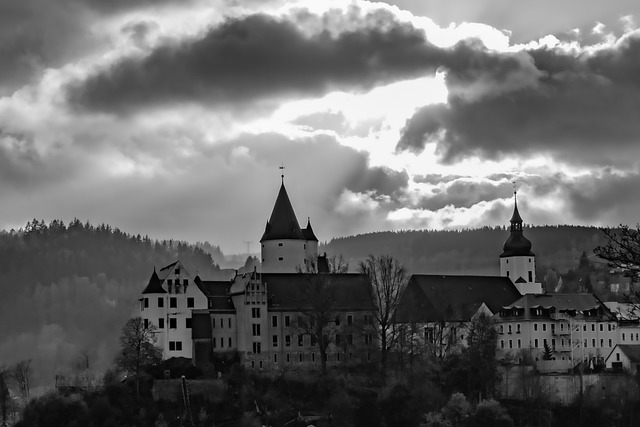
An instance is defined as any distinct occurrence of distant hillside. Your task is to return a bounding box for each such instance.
[0,219,223,387]
[321,225,609,276]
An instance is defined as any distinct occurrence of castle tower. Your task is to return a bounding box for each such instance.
[500,192,542,295]
[260,179,317,273]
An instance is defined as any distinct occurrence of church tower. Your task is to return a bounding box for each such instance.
[500,191,542,295]
[260,177,318,273]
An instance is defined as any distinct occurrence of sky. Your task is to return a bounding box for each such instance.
[1,0,640,255]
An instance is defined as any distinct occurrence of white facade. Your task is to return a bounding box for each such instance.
[140,261,208,359]
[500,255,542,295]
[261,239,307,273]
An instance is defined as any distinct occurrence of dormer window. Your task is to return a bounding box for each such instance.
[175,268,180,275]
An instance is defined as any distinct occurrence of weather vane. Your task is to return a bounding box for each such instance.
[279,164,285,183]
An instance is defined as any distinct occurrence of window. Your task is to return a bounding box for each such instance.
[169,341,175,351]
[552,339,555,349]
[228,337,232,348]
[517,324,521,333]
[187,297,194,308]
[508,325,512,334]
[312,353,315,362]
[213,338,216,348]
[252,308,260,318]
[299,353,303,362]
[228,318,232,328]
[600,339,604,347]
[509,340,513,349]
[252,342,261,354]
[175,268,180,275]
[517,339,522,348]
[592,339,596,347]
[285,316,291,327]
[220,337,224,348]
[364,334,373,345]
[591,324,595,332]
[272,316,278,328]
[599,324,603,332]
[273,335,278,347]
[278,243,283,247]
[186,318,192,328]
[584,339,587,348]
[507,271,510,277]
[347,315,353,326]
[348,334,353,345]
[528,271,533,282]
[252,324,261,336]
[623,333,626,341]
[144,318,149,329]
[158,297,164,308]
[617,353,620,361]
[583,325,586,332]
[608,324,612,331]
[364,315,373,325]
[542,324,547,332]
[144,298,149,308]
[298,335,303,346]
[335,334,341,346]
[608,339,612,347]
[220,318,223,328]
[499,325,504,334]
[279,257,284,261]
[534,324,538,332]
[159,318,164,329]
[286,353,290,363]
[285,335,291,347]
[170,297,177,308]
[169,318,177,329]
[336,353,340,362]
[534,339,538,348]
[274,354,278,363]
[500,340,505,349]
[335,315,341,326]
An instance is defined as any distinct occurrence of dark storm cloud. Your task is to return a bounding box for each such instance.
[397,33,640,166]
[417,179,513,210]
[67,11,448,112]
[0,0,187,93]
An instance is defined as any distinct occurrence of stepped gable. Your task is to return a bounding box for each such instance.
[260,182,305,242]
[396,275,521,323]
[142,268,166,294]
[500,194,534,257]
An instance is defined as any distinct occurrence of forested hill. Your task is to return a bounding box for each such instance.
[322,225,609,275]
[0,219,222,387]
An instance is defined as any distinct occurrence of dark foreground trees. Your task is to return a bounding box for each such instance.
[115,317,162,399]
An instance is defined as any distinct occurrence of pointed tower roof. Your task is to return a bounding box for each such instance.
[302,217,318,241]
[500,192,534,258]
[142,268,166,294]
[260,182,305,242]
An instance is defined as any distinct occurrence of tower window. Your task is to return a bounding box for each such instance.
[507,271,510,277]
[528,271,533,282]
[506,259,509,264]
[279,257,283,261]
[278,242,283,246]
[158,297,163,307]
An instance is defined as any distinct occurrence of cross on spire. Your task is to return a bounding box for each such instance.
[279,164,285,183]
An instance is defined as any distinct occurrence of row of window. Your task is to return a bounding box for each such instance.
[169,341,183,351]
[166,279,189,294]
[212,317,232,329]
[250,332,369,352]
[498,322,616,334]
[142,297,194,309]
[143,318,192,329]
[261,313,363,328]
[621,332,640,341]
[212,337,233,349]
[499,337,616,350]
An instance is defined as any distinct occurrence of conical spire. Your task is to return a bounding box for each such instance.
[302,217,319,241]
[142,267,166,294]
[260,182,305,242]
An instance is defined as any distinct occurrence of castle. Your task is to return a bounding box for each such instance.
[139,180,640,373]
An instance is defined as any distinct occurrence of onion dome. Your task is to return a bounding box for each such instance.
[260,182,305,242]
[302,218,318,241]
[500,194,534,258]
[142,268,166,294]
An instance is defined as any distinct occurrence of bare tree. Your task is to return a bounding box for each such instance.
[0,367,10,427]
[12,360,31,399]
[359,254,408,375]
[116,317,162,398]
[296,256,349,375]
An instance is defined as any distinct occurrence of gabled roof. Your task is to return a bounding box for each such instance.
[194,276,235,311]
[261,183,305,242]
[502,293,615,320]
[615,345,640,363]
[396,275,520,323]
[142,269,166,294]
[261,273,374,311]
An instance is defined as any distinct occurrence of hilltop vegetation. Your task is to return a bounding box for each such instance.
[323,225,609,276]
[0,219,222,387]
